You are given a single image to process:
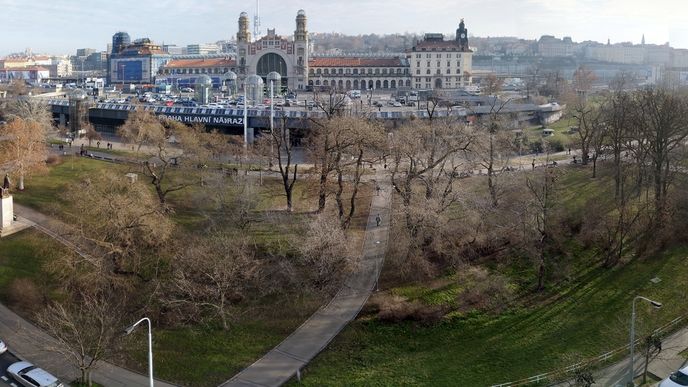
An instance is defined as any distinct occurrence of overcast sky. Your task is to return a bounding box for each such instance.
[1,0,687,56]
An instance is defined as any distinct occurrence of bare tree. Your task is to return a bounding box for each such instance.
[56,171,174,285]
[298,212,357,290]
[272,117,299,211]
[333,117,386,229]
[390,117,473,231]
[631,88,688,222]
[120,108,208,205]
[166,233,263,330]
[570,100,601,166]
[83,123,102,147]
[525,153,559,292]
[0,117,48,190]
[603,90,633,198]
[35,292,123,387]
[470,97,514,207]
[482,73,504,96]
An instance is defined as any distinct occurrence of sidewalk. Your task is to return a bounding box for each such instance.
[3,204,178,387]
[554,326,688,386]
[222,170,393,387]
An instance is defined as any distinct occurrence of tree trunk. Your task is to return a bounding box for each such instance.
[488,134,498,207]
[317,172,328,213]
[592,155,598,178]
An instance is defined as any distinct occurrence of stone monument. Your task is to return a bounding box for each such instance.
[0,173,14,230]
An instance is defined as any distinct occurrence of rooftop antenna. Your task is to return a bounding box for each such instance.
[253,0,262,38]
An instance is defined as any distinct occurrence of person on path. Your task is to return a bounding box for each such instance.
[376,214,381,227]
[97,141,100,148]
[532,159,536,170]
[376,185,381,196]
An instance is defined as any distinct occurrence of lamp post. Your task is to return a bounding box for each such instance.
[627,296,662,386]
[244,74,263,147]
[226,70,237,99]
[267,71,281,142]
[124,317,154,387]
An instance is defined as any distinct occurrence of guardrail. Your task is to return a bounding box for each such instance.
[490,314,687,387]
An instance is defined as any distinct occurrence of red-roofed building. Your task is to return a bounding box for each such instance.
[308,56,410,90]
[159,58,237,89]
[408,19,474,90]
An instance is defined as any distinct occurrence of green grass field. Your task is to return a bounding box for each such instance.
[294,167,688,386]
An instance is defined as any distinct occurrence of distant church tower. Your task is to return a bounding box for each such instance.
[642,34,646,45]
[456,19,469,51]
[294,9,309,81]
[237,12,251,75]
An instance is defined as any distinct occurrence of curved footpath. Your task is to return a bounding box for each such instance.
[222,170,392,387]
[2,204,178,387]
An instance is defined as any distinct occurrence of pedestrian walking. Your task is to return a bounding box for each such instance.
[568,147,571,155]
[375,213,382,227]
[532,159,536,170]
[376,185,381,196]
[97,141,100,148]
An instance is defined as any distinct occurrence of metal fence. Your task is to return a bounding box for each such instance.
[490,314,687,387]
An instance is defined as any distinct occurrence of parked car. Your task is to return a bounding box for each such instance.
[181,87,194,93]
[7,361,64,387]
[392,101,402,107]
[661,365,688,387]
[0,338,7,354]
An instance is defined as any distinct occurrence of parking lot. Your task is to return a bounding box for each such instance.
[0,350,22,387]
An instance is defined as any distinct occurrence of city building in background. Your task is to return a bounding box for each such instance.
[235,10,309,90]
[160,57,237,89]
[185,43,221,55]
[108,37,170,85]
[408,19,474,90]
[308,55,409,90]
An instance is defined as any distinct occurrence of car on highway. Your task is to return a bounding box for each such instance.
[7,361,63,387]
[0,339,6,354]
[661,365,688,387]
[180,87,194,93]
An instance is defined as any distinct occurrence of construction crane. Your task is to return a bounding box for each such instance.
[253,0,262,38]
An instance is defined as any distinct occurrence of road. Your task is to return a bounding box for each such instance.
[0,348,21,387]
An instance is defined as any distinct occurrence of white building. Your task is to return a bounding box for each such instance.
[408,19,473,90]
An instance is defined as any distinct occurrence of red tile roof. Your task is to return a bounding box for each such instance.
[164,58,236,69]
[309,57,404,67]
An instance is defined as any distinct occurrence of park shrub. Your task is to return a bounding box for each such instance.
[45,154,61,165]
[375,293,446,325]
[547,138,565,153]
[456,266,513,314]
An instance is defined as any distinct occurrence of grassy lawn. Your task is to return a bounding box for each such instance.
[294,166,688,386]
[296,248,688,386]
[13,156,127,212]
[0,229,66,311]
[525,117,577,149]
[7,154,376,386]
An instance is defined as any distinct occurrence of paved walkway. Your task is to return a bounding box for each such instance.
[550,325,688,386]
[1,204,178,387]
[222,170,392,387]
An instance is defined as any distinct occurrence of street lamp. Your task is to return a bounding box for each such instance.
[226,70,237,99]
[267,71,281,138]
[627,296,662,386]
[124,317,154,387]
[244,74,263,147]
